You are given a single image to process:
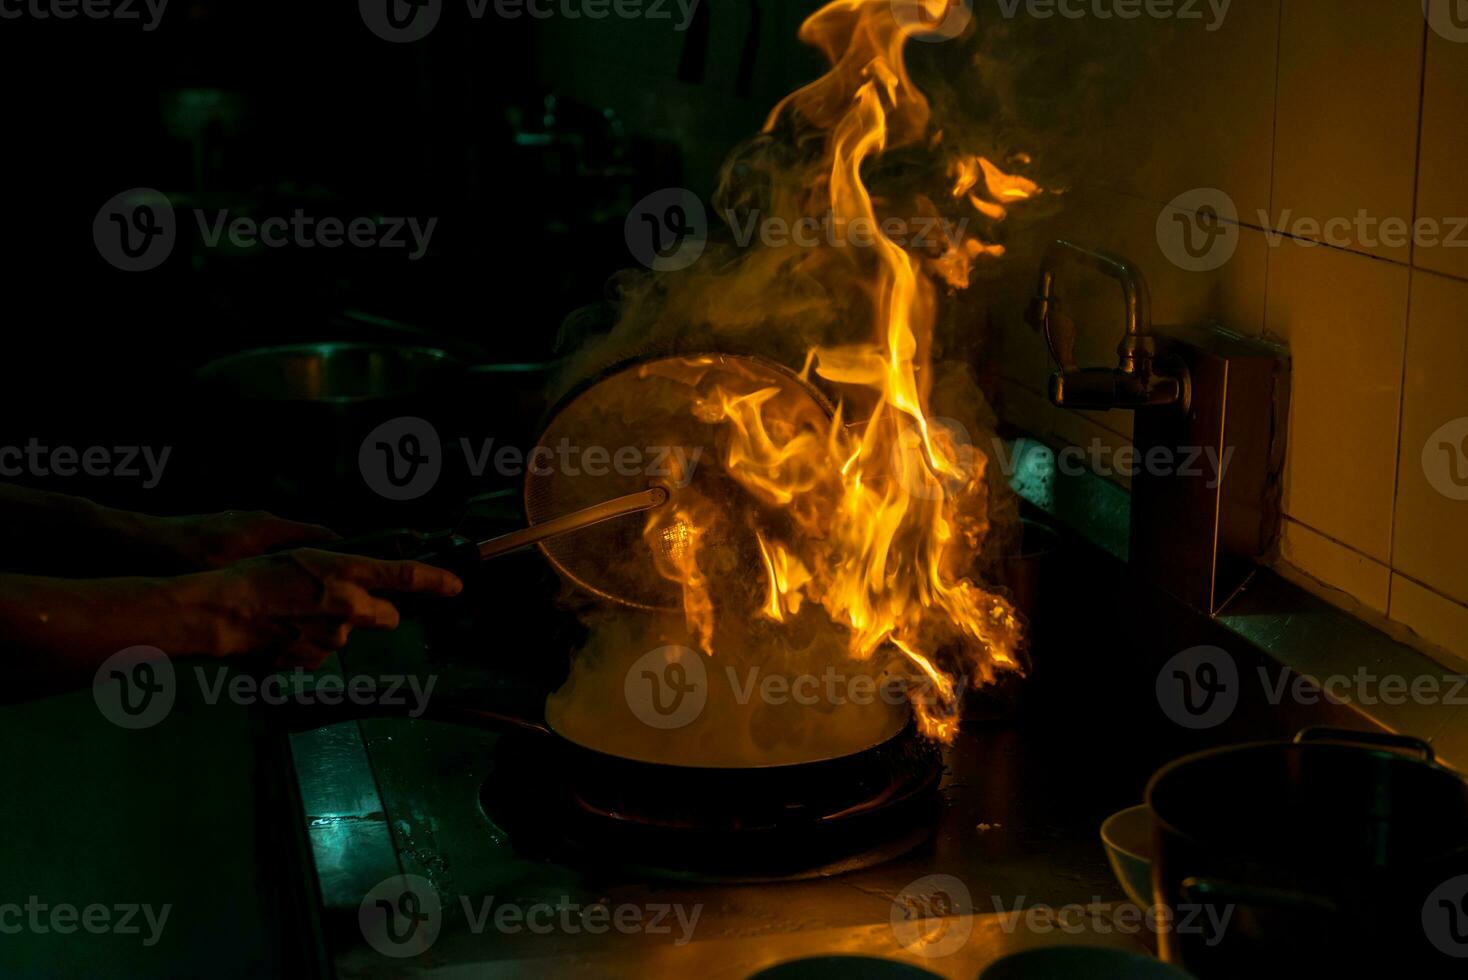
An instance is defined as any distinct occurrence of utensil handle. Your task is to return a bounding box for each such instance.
[474,486,668,560]
[1292,726,1435,762]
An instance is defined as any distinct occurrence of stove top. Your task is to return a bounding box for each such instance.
[478,731,943,882]
[285,610,1188,978]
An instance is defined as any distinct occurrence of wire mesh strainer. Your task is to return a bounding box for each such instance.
[526,352,835,609]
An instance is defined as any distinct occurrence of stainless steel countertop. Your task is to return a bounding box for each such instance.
[293,618,1185,977]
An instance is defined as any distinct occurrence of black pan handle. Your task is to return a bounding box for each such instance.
[1292,726,1435,762]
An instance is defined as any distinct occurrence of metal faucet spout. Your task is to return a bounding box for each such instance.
[1026,239,1187,412]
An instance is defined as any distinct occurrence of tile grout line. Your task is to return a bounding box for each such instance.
[1260,0,1285,328]
[1283,515,1468,612]
[1386,12,1435,614]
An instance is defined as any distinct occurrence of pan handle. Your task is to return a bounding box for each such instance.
[1292,726,1434,762]
[1177,876,1339,936]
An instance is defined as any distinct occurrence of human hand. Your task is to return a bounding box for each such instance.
[154,510,339,571]
[185,548,462,667]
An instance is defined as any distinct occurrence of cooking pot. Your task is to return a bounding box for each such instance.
[1146,726,1468,977]
[194,342,554,527]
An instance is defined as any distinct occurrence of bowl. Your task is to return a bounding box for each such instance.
[1100,804,1154,908]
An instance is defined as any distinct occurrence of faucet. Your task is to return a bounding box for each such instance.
[1025,239,1190,412]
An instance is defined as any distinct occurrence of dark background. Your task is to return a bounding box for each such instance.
[0,0,827,524]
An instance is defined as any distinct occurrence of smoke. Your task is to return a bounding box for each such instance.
[544,2,1055,760]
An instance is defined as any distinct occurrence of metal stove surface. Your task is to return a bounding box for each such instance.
[288,611,1179,979]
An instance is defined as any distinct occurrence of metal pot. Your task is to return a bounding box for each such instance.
[1146,727,1468,977]
[193,342,554,528]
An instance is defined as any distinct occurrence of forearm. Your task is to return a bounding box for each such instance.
[0,572,221,694]
[0,483,168,575]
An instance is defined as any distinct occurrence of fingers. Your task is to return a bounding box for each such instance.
[337,557,464,597]
[349,594,402,631]
[257,514,341,548]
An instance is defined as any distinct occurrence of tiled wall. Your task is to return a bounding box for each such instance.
[990,1,1468,664]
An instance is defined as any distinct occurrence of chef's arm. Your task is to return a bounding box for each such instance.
[0,550,462,698]
[0,482,336,576]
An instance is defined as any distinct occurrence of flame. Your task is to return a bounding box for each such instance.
[647,0,1033,740]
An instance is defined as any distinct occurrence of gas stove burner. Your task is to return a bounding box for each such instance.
[478,730,944,882]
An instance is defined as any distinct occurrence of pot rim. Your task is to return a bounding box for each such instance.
[1143,736,1465,852]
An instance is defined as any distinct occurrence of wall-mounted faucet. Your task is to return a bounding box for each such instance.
[1023,239,1290,616]
[1026,239,1190,412]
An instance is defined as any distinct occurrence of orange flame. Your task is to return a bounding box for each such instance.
[653,0,1033,739]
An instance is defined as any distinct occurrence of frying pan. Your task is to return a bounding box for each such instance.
[274,686,926,829]
[293,352,918,782]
